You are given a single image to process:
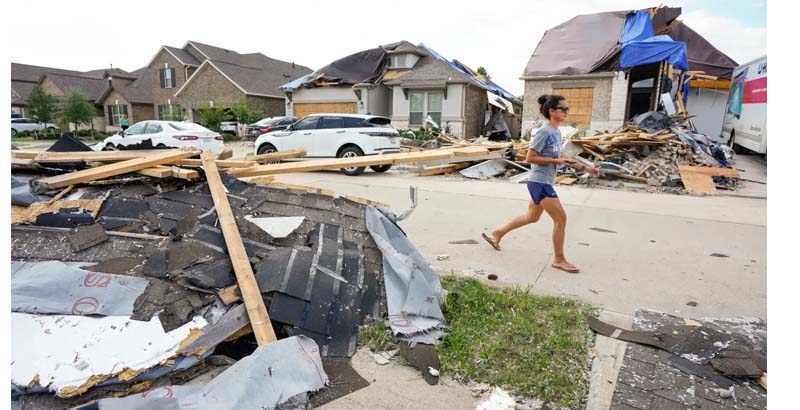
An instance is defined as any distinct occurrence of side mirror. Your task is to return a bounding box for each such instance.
[285,124,293,131]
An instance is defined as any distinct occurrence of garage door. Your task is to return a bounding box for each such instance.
[552,87,594,129]
[293,102,357,118]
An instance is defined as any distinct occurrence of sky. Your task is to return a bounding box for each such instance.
[4,0,766,98]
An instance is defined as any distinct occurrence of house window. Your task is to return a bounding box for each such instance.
[158,103,184,120]
[107,104,128,126]
[159,68,176,88]
[409,91,444,126]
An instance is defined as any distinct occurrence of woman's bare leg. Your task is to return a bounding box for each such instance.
[539,197,578,271]
[492,200,544,246]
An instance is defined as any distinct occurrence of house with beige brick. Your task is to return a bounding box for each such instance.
[281,41,521,139]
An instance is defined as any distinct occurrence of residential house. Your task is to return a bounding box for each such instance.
[281,41,522,139]
[11,63,135,120]
[130,40,313,127]
[520,6,737,139]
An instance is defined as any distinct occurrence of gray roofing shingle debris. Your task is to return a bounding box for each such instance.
[10,160,414,408]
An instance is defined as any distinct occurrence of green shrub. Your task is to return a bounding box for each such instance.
[14,130,32,138]
[222,133,241,142]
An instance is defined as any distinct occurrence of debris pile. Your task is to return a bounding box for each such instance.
[10,139,447,409]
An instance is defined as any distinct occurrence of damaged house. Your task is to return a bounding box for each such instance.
[282,41,522,139]
[520,5,737,139]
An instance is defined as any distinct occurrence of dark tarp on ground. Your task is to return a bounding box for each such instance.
[620,35,689,71]
[45,134,94,170]
[523,11,630,77]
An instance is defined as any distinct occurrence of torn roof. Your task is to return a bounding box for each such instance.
[283,40,517,100]
[523,6,738,79]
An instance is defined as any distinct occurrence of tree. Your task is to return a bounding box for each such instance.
[60,89,96,134]
[196,104,226,132]
[230,95,263,128]
[27,86,58,139]
[164,105,187,121]
[477,66,491,80]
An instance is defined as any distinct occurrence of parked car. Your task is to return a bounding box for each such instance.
[244,116,297,140]
[94,120,226,155]
[220,121,238,135]
[253,113,401,176]
[11,118,59,135]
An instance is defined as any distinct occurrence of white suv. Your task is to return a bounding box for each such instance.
[11,118,59,135]
[253,113,401,176]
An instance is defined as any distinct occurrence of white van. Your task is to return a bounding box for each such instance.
[721,55,767,154]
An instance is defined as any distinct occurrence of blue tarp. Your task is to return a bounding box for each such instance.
[620,35,689,70]
[621,11,654,44]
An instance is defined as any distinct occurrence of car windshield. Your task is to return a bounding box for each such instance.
[169,122,211,131]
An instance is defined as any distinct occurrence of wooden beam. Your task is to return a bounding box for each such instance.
[226,150,457,177]
[169,167,199,180]
[174,158,257,168]
[137,166,173,178]
[608,173,649,183]
[230,149,307,163]
[32,149,188,162]
[237,175,276,185]
[35,150,198,189]
[217,147,233,160]
[46,185,75,204]
[11,150,40,159]
[345,196,392,209]
[201,150,276,346]
[265,181,336,196]
[678,165,740,178]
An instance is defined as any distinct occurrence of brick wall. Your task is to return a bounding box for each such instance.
[463,85,486,139]
[247,95,286,118]
[177,64,243,122]
[150,49,185,117]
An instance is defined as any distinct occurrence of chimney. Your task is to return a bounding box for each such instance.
[292,62,295,69]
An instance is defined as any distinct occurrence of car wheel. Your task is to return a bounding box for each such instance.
[102,143,117,151]
[257,143,278,155]
[338,146,366,176]
[11,129,17,136]
[156,144,167,149]
[370,164,392,173]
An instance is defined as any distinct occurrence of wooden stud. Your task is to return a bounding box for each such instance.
[175,158,257,168]
[32,149,186,162]
[201,150,277,346]
[230,149,307,163]
[237,175,276,185]
[35,150,198,189]
[169,167,199,180]
[217,147,233,160]
[217,284,241,305]
[265,181,336,196]
[46,185,75,204]
[137,167,173,178]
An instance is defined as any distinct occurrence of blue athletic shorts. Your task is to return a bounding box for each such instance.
[527,181,558,205]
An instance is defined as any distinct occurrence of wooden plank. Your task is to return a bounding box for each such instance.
[419,164,457,177]
[137,166,173,178]
[226,150,456,177]
[266,182,336,196]
[635,163,654,177]
[580,146,606,160]
[230,149,307,163]
[217,284,241,305]
[237,175,276,185]
[175,158,257,168]
[46,185,75,204]
[679,170,718,195]
[201,150,277,346]
[678,165,740,178]
[345,196,392,209]
[452,147,491,157]
[759,373,767,390]
[32,149,185,162]
[556,176,578,185]
[217,147,233,160]
[11,150,41,159]
[35,150,198,189]
[169,167,199,180]
[608,173,649,183]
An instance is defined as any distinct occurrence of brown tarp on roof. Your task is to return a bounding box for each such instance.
[522,11,630,77]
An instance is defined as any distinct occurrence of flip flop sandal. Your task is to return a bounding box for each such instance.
[552,263,580,273]
[481,233,501,251]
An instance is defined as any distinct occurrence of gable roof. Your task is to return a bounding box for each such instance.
[164,46,201,66]
[11,81,37,103]
[170,42,312,98]
[12,63,87,83]
[42,73,109,101]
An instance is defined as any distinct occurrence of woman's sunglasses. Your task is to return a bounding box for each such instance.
[554,106,570,113]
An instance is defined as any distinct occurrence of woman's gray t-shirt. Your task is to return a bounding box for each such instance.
[527,124,562,185]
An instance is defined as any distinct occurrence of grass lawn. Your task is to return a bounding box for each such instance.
[359,276,598,410]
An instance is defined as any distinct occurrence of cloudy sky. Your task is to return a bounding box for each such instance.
[6,0,767,97]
